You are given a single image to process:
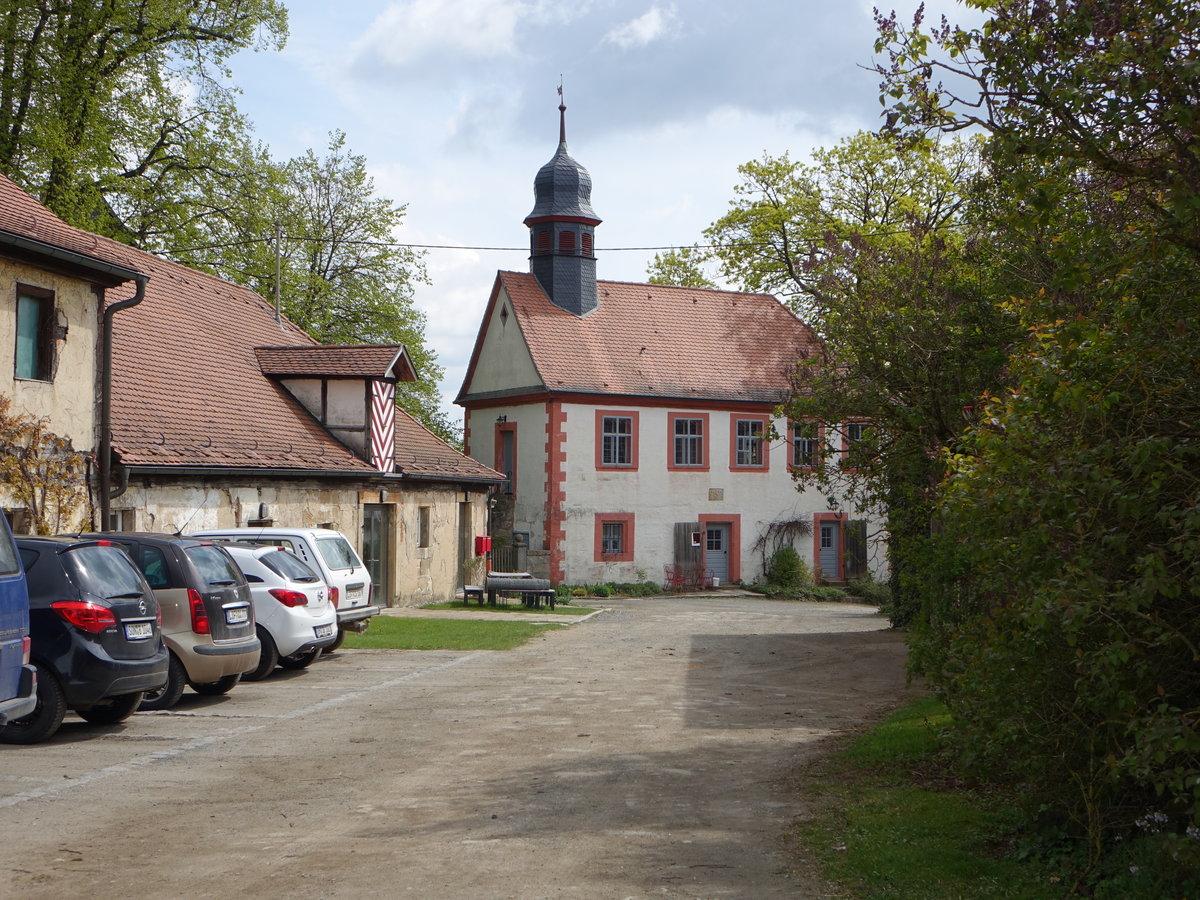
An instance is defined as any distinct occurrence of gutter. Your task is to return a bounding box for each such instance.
[99,275,148,529]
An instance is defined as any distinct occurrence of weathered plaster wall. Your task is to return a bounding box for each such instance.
[0,259,101,450]
[463,286,541,394]
[110,476,489,606]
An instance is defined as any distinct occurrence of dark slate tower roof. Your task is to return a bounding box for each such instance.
[525,96,602,317]
[525,121,601,224]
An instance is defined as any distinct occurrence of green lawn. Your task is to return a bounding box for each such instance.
[421,600,594,616]
[796,697,1061,900]
[343,614,557,650]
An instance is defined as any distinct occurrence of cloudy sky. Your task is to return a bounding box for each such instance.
[228,0,975,424]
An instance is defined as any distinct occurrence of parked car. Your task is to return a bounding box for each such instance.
[73,534,260,710]
[0,537,168,744]
[192,527,379,649]
[0,516,36,726]
[219,544,338,681]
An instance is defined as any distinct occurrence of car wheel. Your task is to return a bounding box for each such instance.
[242,626,278,681]
[278,647,321,670]
[189,673,241,696]
[0,663,66,745]
[326,628,346,652]
[77,691,144,725]
[139,652,185,711]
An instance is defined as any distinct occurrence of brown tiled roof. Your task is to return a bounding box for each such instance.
[460,271,818,405]
[393,407,503,483]
[255,345,416,381]
[0,175,143,280]
[0,173,488,481]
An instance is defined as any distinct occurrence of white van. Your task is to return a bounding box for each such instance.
[190,527,380,648]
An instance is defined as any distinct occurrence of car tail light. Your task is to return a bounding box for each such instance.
[269,588,308,608]
[51,600,117,633]
[21,635,30,664]
[188,588,210,634]
[328,586,339,609]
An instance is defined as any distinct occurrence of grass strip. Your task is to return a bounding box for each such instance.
[344,615,555,651]
[795,696,1057,900]
[421,600,594,616]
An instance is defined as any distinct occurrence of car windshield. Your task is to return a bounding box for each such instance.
[315,536,362,571]
[185,545,244,588]
[260,550,319,583]
[64,544,146,598]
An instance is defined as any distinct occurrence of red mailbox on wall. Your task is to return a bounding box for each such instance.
[474,535,492,555]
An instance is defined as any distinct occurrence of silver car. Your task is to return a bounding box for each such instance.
[220,544,337,681]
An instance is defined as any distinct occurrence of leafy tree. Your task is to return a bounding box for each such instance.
[0,397,88,534]
[705,132,1016,625]
[876,0,1200,864]
[0,0,287,237]
[645,245,716,288]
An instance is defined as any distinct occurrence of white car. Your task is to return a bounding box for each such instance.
[220,544,338,681]
[191,527,380,649]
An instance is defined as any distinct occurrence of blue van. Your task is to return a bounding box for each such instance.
[0,514,36,725]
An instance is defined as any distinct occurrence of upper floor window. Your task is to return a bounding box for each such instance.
[670,415,706,468]
[730,415,769,470]
[842,421,874,470]
[789,421,822,470]
[14,285,54,381]
[596,410,639,470]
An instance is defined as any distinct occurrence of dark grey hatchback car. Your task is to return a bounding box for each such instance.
[0,537,168,744]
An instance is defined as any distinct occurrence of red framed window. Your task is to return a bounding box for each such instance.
[841,420,873,472]
[729,414,770,471]
[788,421,823,471]
[595,410,639,470]
[668,412,709,471]
[594,513,635,562]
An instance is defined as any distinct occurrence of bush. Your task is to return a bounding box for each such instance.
[590,584,612,597]
[844,576,890,607]
[768,545,810,591]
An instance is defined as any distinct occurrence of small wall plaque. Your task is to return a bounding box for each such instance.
[708,488,724,501]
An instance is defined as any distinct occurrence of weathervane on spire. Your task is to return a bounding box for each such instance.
[558,77,567,144]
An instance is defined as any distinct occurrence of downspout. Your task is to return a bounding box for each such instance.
[99,275,147,530]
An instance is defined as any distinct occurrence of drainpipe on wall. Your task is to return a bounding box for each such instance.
[99,275,148,530]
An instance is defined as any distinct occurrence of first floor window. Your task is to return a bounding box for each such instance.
[418,506,431,548]
[735,418,764,467]
[602,415,633,466]
[601,521,624,555]
[15,286,54,381]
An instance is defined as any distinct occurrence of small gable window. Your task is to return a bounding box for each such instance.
[558,230,576,253]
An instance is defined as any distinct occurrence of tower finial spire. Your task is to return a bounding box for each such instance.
[557,77,566,144]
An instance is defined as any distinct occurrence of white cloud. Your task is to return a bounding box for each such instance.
[354,0,528,67]
[604,5,679,49]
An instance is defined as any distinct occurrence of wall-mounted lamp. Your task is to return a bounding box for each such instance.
[496,415,507,424]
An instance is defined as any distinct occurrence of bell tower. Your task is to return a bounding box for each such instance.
[524,91,602,316]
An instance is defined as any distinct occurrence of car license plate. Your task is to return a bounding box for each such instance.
[226,607,249,625]
[347,585,364,602]
[125,621,153,640]
[314,624,334,638]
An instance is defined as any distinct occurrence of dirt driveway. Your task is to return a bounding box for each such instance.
[0,593,913,899]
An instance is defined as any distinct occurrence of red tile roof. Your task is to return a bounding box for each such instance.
[0,173,497,483]
[0,176,143,281]
[393,407,502,482]
[255,345,417,381]
[459,271,819,405]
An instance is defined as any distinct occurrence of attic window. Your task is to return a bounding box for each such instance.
[581,233,593,257]
[558,230,575,254]
[500,305,509,325]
